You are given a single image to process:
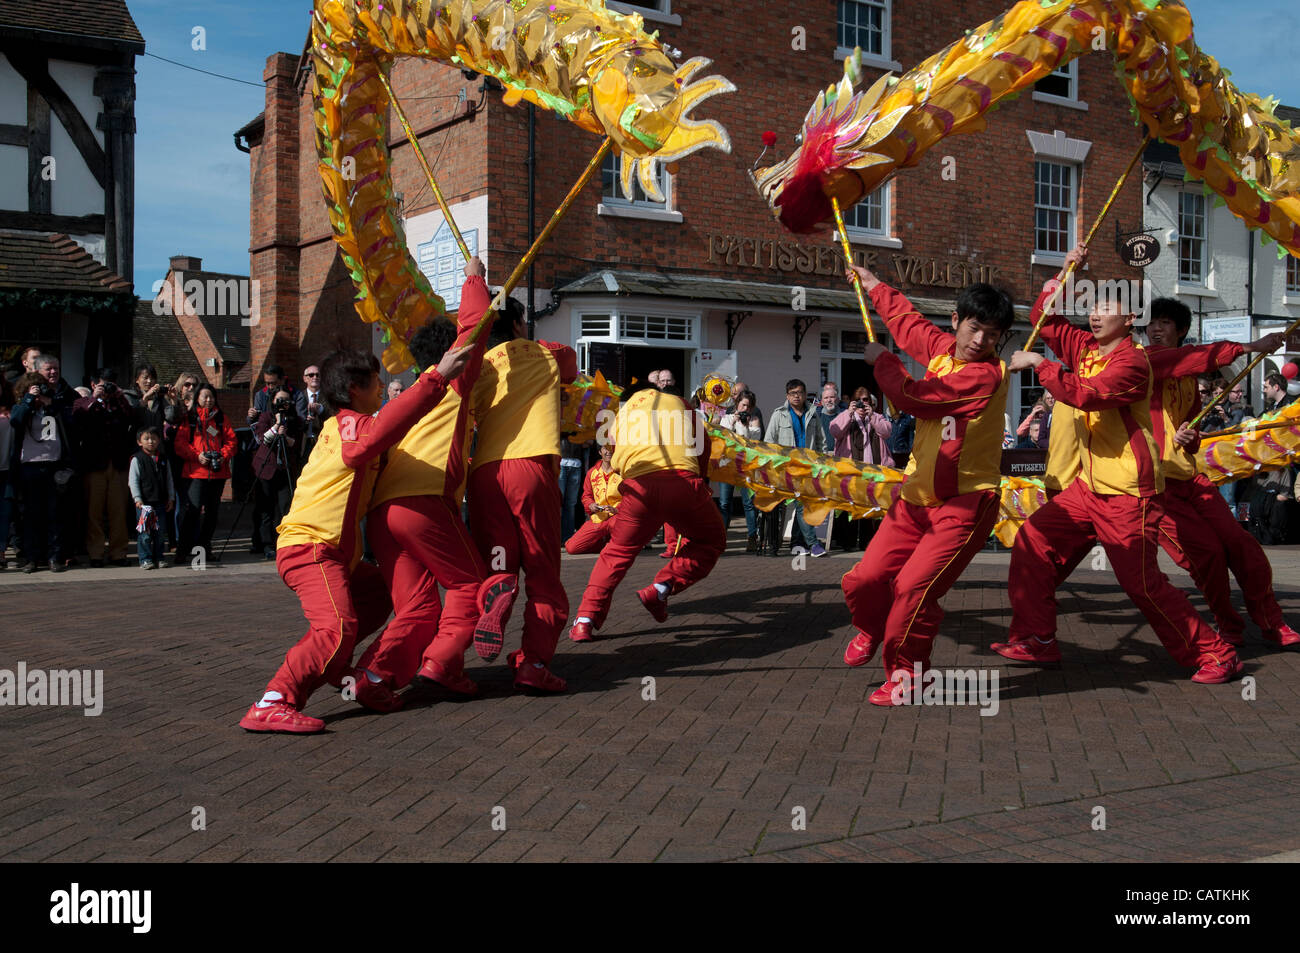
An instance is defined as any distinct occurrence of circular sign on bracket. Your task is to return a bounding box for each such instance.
[1120,233,1161,268]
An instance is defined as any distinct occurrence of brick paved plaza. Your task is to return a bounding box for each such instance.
[2,533,1298,863]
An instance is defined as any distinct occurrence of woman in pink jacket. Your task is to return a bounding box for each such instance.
[828,388,892,550]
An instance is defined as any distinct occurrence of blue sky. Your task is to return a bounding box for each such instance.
[127,0,1300,293]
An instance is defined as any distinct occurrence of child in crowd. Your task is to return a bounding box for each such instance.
[128,426,174,570]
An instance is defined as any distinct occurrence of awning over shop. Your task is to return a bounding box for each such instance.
[555,269,1035,320]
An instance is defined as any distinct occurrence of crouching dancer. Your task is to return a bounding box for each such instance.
[238,341,471,733]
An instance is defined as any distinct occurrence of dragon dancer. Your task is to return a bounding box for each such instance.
[839,264,1013,707]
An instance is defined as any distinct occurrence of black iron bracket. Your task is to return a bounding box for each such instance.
[792,315,820,363]
[725,310,751,350]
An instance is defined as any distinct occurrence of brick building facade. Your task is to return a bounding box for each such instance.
[239,0,1148,424]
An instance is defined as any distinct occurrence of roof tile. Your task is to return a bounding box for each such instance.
[0,231,132,295]
[0,0,144,46]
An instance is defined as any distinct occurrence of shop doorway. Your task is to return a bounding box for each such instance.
[590,344,691,394]
[839,361,881,409]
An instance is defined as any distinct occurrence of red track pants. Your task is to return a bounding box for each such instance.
[1008,480,1236,668]
[566,515,615,555]
[355,495,487,685]
[576,469,725,629]
[468,457,567,664]
[1157,474,1283,636]
[266,543,393,708]
[842,489,999,676]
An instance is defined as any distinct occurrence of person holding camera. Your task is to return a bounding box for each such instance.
[73,368,136,567]
[10,369,74,572]
[126,364,169,434]
[251,389,303,560]
[829,388,894,551]
[718,394,763,551]
[175,383,237,562]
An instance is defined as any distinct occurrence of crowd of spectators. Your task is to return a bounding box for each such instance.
[1,350,323,573]
[4,341,1295,574]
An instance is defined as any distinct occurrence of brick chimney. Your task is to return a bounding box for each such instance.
[246,51,302,393]
[169,254,202,272]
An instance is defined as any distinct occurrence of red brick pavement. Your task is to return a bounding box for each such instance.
[2,538,1298,862]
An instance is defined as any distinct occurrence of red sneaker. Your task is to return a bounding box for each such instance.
[844,631,881,667]
[238,701,324,734]
[1220,630,1245,647]
[570,620,596,643]
[1263,624,1300,648]
[990,638,1062,664]
[412,660,479,697]
[513,658,567,693]
[1191,656,1244,684]
[867,668,916,708]
[352,670,405,712]
[474,573,519,661]
[637,584,668,623]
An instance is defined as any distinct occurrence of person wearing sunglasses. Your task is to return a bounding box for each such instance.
[295,365,325,463]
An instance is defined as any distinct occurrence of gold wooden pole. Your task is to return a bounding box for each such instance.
[1188,314,1300,429]
[377,68,472,262]
[465,137,615,345]
[831,195,876,345]
[831,195,895,414]
[1023,135,1150,352]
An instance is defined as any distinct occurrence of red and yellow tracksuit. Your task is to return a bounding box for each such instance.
[1006,290,1236,669]
[841,283,1009,676]
[1147,343,1286,638]
[352,275,492,687]
[565,462,622,555]
[264,366,452,708]
[575,388,726,629]
[466,336,578,665]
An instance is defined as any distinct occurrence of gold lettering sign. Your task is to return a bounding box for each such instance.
[704,233,1000,290]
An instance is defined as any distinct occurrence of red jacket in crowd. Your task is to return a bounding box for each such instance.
[175,406,237,480]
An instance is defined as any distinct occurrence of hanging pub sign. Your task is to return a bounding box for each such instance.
[1119,232,1161,268]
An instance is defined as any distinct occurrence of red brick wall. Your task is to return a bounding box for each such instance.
[248,52,303,397]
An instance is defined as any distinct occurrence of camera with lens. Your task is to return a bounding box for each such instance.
[736,410,751,424]
[102,381,117,394]
[36,382,55,399]
[202,450,223,471]
[272,396,294,414]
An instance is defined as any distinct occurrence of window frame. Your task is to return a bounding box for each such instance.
[1177,190,1209,287]
[834,0,901,72]
[842,182,903,249]
[1032,59,1088,111]
[597,151,683,224]
[1032,159,1078,264]
[606,0,681,26]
